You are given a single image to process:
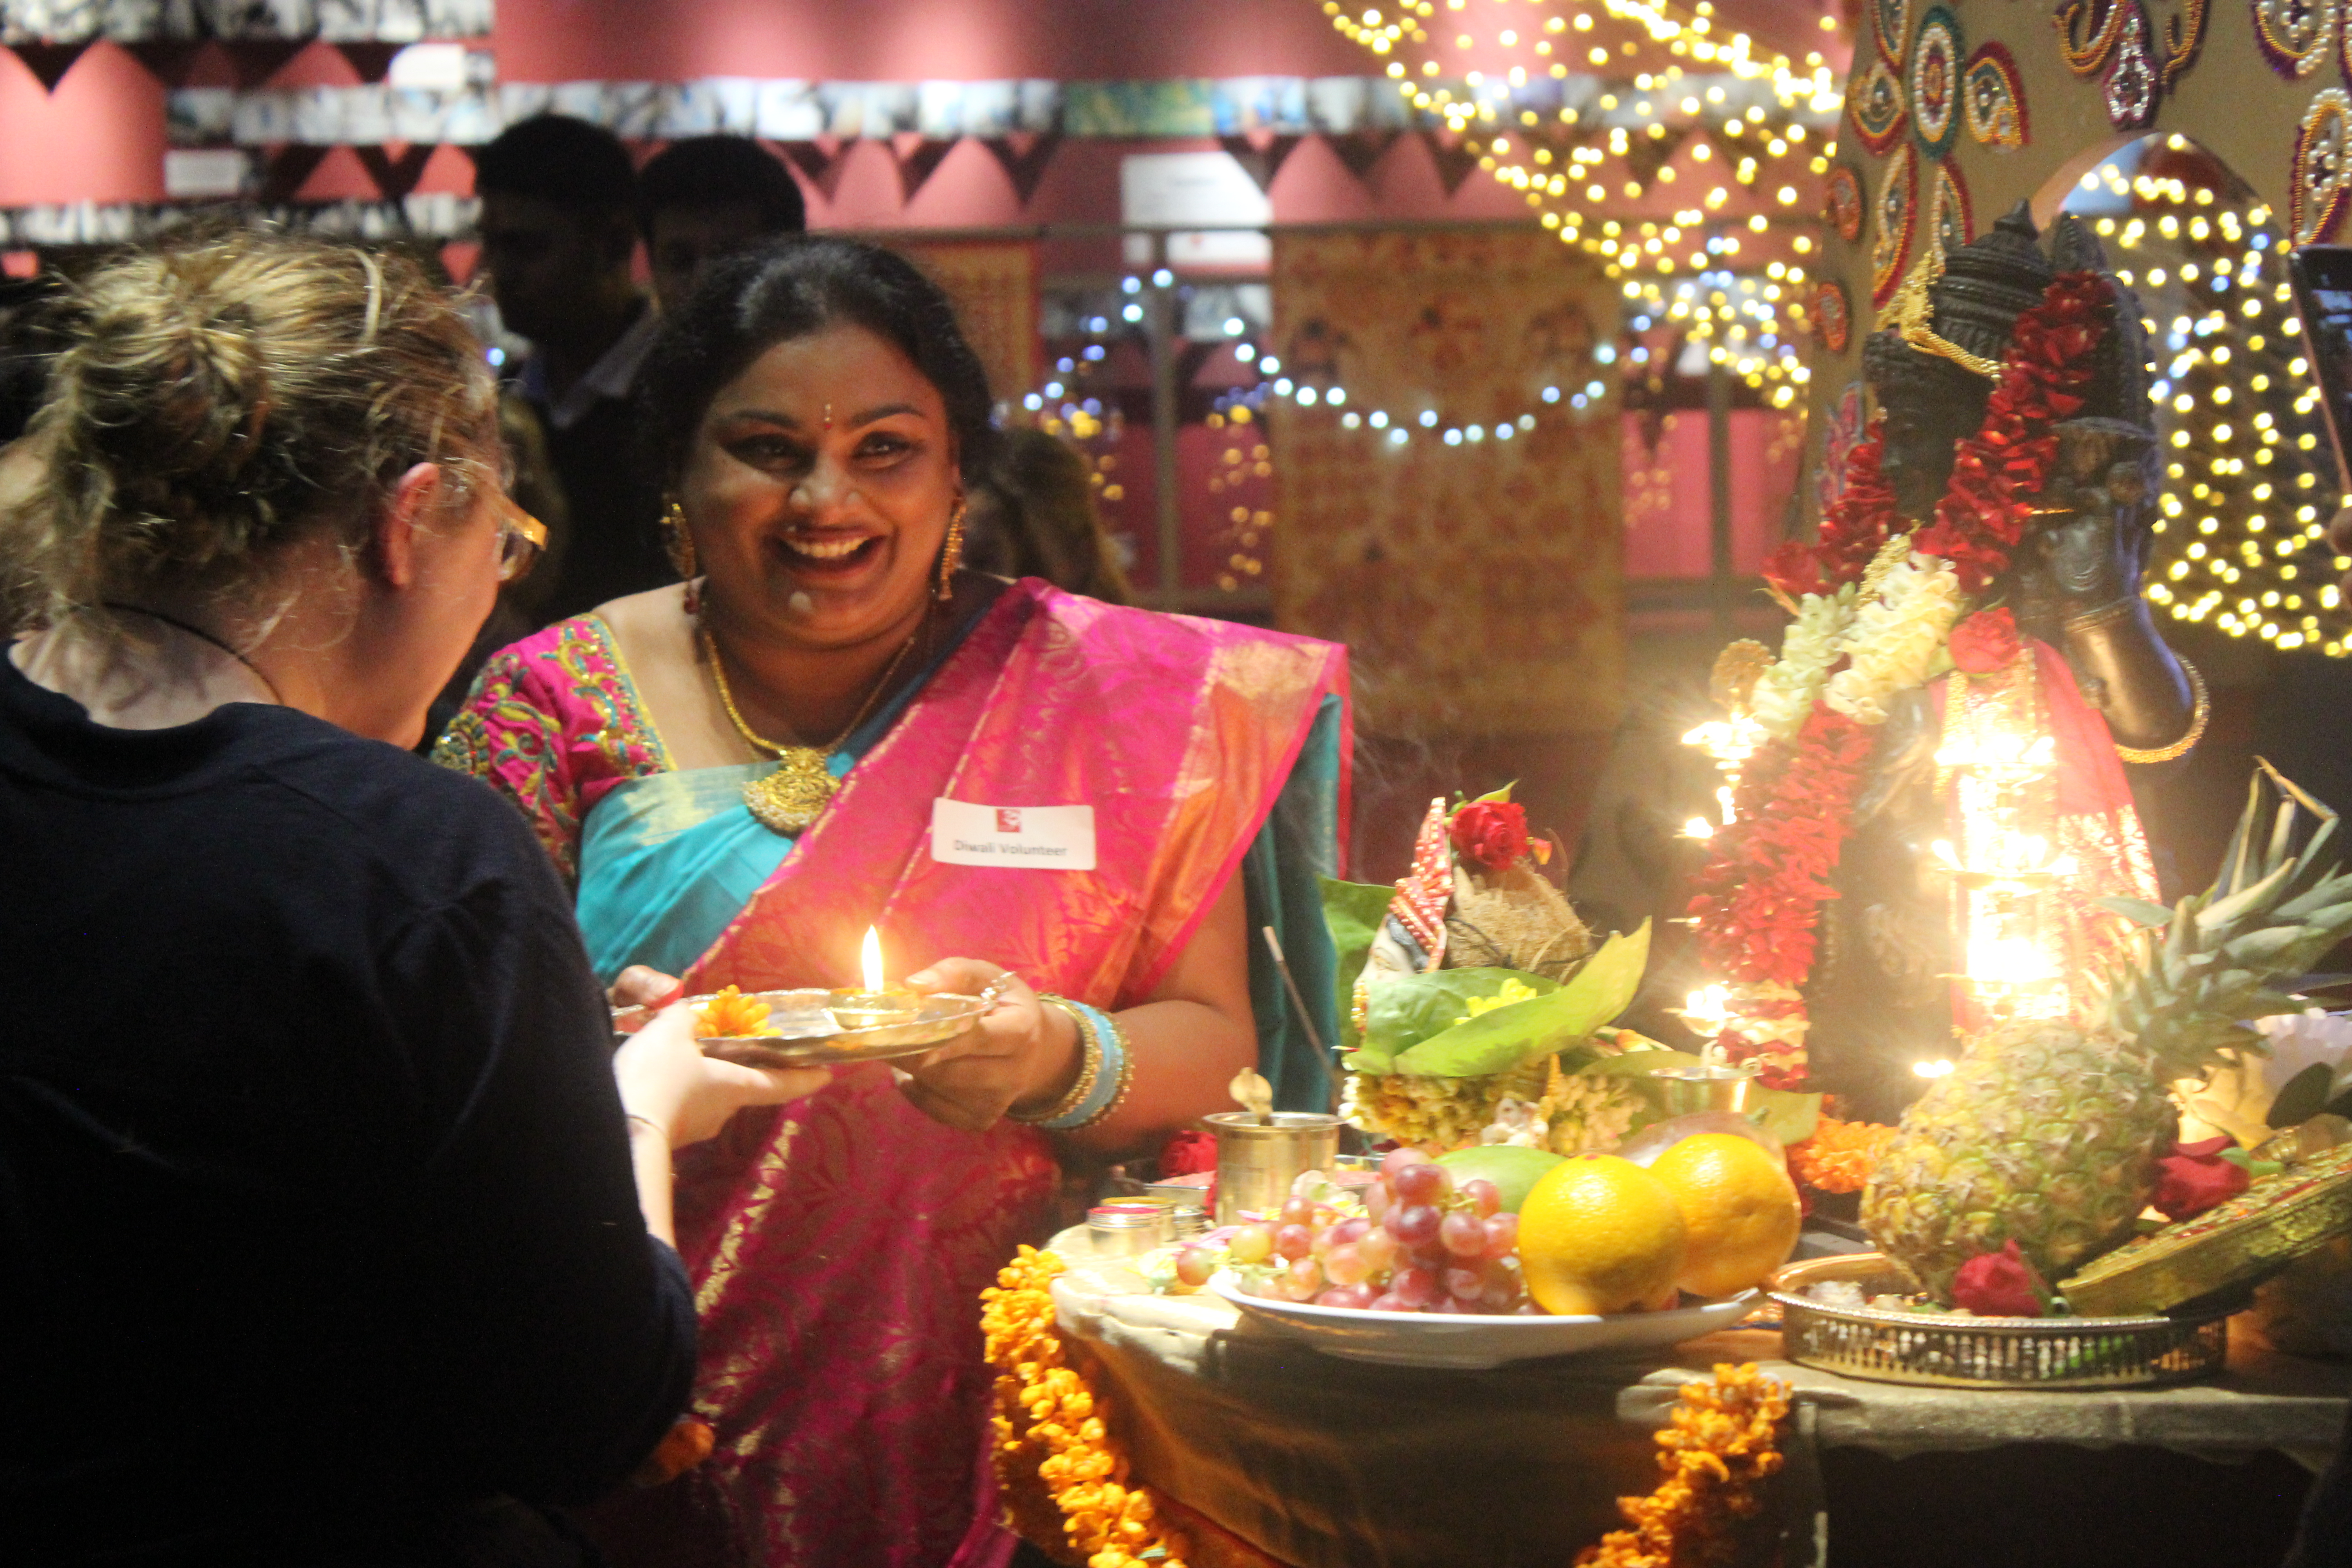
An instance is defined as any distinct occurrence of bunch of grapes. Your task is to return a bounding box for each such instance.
[1178,1148,1530,1313]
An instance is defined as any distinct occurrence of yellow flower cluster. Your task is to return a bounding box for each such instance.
[980,1246,1191,1568]
[692,985,772,1039]
[1453,976,1542,1025]
[1787,1117,1898,1196]
[1576,1363,1793,1568]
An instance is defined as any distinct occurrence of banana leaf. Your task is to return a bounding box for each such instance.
[1320,876,1399,1053]
[1353,967,1559,1074]
[1385,921,1651,1078]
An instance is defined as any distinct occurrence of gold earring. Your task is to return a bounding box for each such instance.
[936,495,966,603]
[664,499,701,615]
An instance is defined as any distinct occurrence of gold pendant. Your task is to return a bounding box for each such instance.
[743,748,837,835]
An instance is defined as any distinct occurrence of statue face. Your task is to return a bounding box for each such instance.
[1865,330,1990,519]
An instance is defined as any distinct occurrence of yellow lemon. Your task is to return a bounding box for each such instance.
[1516,1154,1688,1316]
[1647,1133,1803,1298]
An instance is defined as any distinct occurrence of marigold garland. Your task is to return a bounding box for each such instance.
[1787,1117,1899,1195]
[1574,1363,1794,1568]
[1688,271,2112,1088]
[981,1246,1191,1568]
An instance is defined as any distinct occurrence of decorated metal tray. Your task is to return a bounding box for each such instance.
[1768,1252,2231,1391]
[611,988,991,1068]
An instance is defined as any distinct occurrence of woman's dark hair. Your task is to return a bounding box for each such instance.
[637,235,995,488]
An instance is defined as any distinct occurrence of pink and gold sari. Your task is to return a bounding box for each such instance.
[438,580,1349,1566]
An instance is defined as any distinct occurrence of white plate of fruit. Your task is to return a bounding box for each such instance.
[1199,1137,1784,1368]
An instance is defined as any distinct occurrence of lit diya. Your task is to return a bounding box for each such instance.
[828,927,923,1031]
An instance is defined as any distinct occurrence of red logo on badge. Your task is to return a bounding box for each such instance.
[995,808,1023,833]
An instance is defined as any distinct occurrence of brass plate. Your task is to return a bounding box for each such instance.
[1767,1252,2230,1390]
[611,988,987,1068]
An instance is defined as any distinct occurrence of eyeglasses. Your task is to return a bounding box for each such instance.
[496,505,547,583]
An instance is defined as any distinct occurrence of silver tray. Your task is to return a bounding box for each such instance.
[1767,1253,2230,1390]
[612,988,990,1068]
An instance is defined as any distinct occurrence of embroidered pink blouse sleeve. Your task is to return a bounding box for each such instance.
[432,638,594,882]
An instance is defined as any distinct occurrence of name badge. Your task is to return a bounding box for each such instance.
[930,799,1098,870]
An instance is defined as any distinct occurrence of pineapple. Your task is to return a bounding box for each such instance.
[1863,766,2352,1301]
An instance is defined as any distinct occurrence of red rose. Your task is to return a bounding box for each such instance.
[1951,1240,2048,1317]
[1947,608,2023,674]
[1450,800,1531,872]
[1159,1129,1218,1177]
[2151,1135,2252,1222]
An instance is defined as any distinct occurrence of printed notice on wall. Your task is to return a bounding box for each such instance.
[929,800,1097,870]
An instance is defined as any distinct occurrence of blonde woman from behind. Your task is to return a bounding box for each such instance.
[0,232,824,1568]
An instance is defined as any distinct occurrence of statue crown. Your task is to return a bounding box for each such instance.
[1889,201,2058,384]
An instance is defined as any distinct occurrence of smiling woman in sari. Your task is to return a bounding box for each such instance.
[436,236,1348,1568]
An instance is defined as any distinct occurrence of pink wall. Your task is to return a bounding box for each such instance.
[0,44,167,205]
[1620,409,1804,580]
[491,0,1368,84]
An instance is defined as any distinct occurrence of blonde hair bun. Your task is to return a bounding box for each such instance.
[6,230,497,627]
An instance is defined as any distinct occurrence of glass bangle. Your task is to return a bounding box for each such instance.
[1055,999,1130,1129]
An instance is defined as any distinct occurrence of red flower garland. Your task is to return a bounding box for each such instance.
[1764,427,1897,601]
[1688,273,2111,1088]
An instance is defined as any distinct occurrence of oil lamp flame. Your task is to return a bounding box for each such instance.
[1683,816,1716,840]
[1681,984,1731,1033]
[861,926,885,993]
[1914,1058,1956,1079]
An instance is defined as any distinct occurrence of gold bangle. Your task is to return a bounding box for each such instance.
[1006,997,1100,1125]
[2064,596,2145,634]
[625,1112,669,1143]
[2115,657,2210,765]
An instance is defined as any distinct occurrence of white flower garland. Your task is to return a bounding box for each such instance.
[1749,584,1856,740]
[1823,553,1964,725]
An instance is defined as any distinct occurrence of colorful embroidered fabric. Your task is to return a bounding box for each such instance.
[431,615,670,883]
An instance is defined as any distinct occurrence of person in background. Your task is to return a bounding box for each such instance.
[475,114,669,622]
[637,134,807,320]
[0,231,825,1566]
[961,425,1135,604]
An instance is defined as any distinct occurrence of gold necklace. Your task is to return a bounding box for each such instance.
[701,619,924,835]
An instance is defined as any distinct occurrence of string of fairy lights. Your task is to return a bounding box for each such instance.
[2066,137,2348,653]
[1006,268,1627,590]
[1320,0,1841,396]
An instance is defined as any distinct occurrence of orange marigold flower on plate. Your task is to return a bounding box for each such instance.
[693,985,774,1039]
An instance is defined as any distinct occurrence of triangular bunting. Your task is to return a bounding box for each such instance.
[355,144,437,201]
[335,43,402,84]
[225,40,308,89]
[1621,127,1687,191]
[1326,129,1399,181]
[8,43,89,92]
[1217,132,1303,194]
[979,132,1063,206]
[124,40,206,86]
[890,133,956,205]
[776,137,852,201]
[256,144,332,203]
[1420,129,1484,197]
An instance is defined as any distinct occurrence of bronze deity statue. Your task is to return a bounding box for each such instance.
[1806,202,2202,1120]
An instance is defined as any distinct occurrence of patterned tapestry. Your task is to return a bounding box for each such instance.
[893,239,1040,410]
[1269,227,1623,738]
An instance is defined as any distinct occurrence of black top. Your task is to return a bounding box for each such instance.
[0,656,696,1564]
